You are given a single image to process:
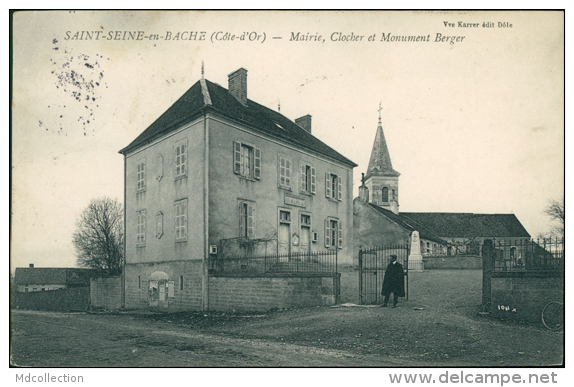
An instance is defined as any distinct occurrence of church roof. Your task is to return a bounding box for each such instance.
[400,212,531,239]
[119,78,357,167]
[367,203,448,245]
[365,122,400,179]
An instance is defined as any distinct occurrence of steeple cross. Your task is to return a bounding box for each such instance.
[378,102,383,123]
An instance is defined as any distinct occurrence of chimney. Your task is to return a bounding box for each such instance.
[295,114,312,133]
[29,263,34,268]
[228,68,248,105]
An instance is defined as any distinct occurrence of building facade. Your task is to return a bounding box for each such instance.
[119,68,356,311]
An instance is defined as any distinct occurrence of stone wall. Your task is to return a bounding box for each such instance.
[208,274,339,312]
[423,255,482,270]
[90,277,122,310]
[124,260,204,312]
[490,273,564,326]
[12,287,90,312]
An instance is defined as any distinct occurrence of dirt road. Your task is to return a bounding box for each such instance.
[10,270,564,367]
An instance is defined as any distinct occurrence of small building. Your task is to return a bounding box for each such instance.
[119,67,356,311]
[13,265,96,292]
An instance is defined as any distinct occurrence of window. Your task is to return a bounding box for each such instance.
[137,162,146,191]
[174,199,188,242]
[136,210,146,246]
[300,164,316,194]
[325,217,342,249]
[175,141,187,178]
[156,212,163,239]
[325,173,342,201]
[278,155,291,189]
[382,187,389,202]
[279,210,291,223]
[391,189,396,201]
[239,200,256,238]
[234,141,261,179]
[180,276,184,291]
[138,276,141,290]
[301,214,311,227]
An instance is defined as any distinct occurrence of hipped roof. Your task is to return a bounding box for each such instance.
[119,78,357,168]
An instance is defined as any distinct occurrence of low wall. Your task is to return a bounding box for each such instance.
[490,272,564,326]
[208,274,340,312]
[12,287,90,312]
[423,255,482,270]
[90,277,122,310]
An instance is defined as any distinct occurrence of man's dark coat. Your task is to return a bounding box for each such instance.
[381,261,405,297]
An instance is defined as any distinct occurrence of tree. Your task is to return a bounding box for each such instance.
[543,197,564,238]
[72,197,124,275]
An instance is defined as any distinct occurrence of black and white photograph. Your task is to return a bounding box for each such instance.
[9,8,566,383]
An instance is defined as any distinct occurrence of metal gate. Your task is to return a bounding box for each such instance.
[359,244,409,305]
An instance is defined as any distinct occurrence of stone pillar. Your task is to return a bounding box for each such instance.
[408,231,424,271]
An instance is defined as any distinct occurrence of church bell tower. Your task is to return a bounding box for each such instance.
[364,104,400,214]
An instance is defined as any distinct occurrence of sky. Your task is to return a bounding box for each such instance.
[10,10,565,270]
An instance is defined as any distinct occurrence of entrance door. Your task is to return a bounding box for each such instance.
[300,226,310,253]
[278,222,291,257]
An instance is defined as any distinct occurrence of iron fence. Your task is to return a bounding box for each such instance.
[358,244,409,304]
[492,237,564,273]
[209,250,338,276]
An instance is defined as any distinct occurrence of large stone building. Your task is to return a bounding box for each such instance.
[354,110,530,269]
[119,68,356,311]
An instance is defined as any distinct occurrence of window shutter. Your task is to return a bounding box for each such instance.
[248,204,255,238]
[338,175,342,201]
[233,141,241,174]
[285,159,291,187]
[168,281,175,298]
[301,164,306,191]
[338,221,343,249]
[254,148,261,179]
[325,218,331,247]
[325,173,331,198]
[310,167,316,194]
[239,202,245,237]
[182,200,187,239]
[181,145,186,175]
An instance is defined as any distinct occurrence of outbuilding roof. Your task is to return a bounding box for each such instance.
[119,78,357,168]
[14,268,97,286]
[400,212,531,239]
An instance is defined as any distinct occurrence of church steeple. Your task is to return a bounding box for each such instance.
[366,103,400,179]
[364,104,400,214]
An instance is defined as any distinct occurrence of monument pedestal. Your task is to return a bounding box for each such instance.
[408,231,425,272]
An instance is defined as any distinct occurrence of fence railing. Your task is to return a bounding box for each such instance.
[492,237,564,273]
[209,250,338,276]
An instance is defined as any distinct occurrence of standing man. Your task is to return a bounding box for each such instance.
[381,254,405,307]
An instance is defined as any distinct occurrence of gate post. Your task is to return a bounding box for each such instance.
[358,249,364,305]
[482,239,494,310]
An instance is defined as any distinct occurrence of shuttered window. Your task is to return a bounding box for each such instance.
[137,162,146,191]
[175,141,187,178]
[234,141,261,180]
[279,155,291,189]
[239,200,256,238]
[325,173,343,201]
[136,210,146,246]
[174,199,188,242]
[300,164,316,194]
[324,217,343,249]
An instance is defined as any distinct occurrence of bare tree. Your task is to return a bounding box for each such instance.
[72,197,124,275]
[544,197,564,237]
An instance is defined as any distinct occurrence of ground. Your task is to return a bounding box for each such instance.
[10,270,564,367]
